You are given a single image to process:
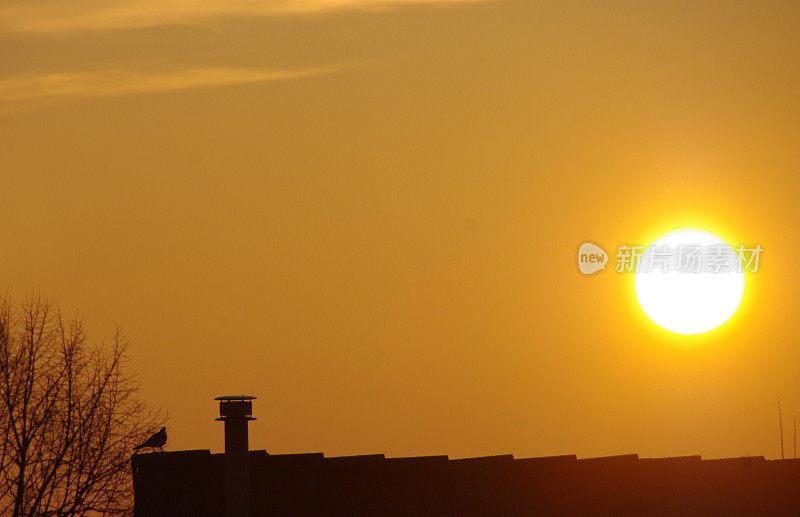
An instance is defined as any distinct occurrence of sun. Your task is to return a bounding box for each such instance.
[634,228,745,335]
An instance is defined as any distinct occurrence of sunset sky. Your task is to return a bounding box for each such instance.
[2,0,800,460]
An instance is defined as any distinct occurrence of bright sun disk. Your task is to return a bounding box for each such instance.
[634,228,745,335]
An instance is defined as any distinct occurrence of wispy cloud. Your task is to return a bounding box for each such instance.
[1,0,491,34]
[0,65,354,109]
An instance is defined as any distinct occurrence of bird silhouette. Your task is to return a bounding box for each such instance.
[133,427,167,452]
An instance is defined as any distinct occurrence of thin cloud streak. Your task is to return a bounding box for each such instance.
[0,65,355,109]
[1,0,493,34]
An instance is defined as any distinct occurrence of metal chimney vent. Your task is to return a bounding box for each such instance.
[215,395,256,517]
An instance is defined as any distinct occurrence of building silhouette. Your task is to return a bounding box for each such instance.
[131,397,800,516]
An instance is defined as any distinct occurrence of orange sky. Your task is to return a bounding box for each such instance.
[2,0,800,460]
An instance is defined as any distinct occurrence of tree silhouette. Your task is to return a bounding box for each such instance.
[0,294,164,516]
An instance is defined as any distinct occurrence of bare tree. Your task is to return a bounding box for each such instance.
[0,293,164,516]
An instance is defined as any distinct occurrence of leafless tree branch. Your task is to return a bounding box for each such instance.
[0,293,165,516]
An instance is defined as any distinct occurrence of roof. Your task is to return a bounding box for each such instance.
[132,450,800,516]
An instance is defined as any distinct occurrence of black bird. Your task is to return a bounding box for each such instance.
[133,427,167,452]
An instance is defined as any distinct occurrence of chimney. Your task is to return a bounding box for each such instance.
[215,395,256,517]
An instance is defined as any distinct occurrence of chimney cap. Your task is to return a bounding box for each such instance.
[215,395,257,401]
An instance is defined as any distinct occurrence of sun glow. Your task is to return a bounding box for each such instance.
[634,228,745,335]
